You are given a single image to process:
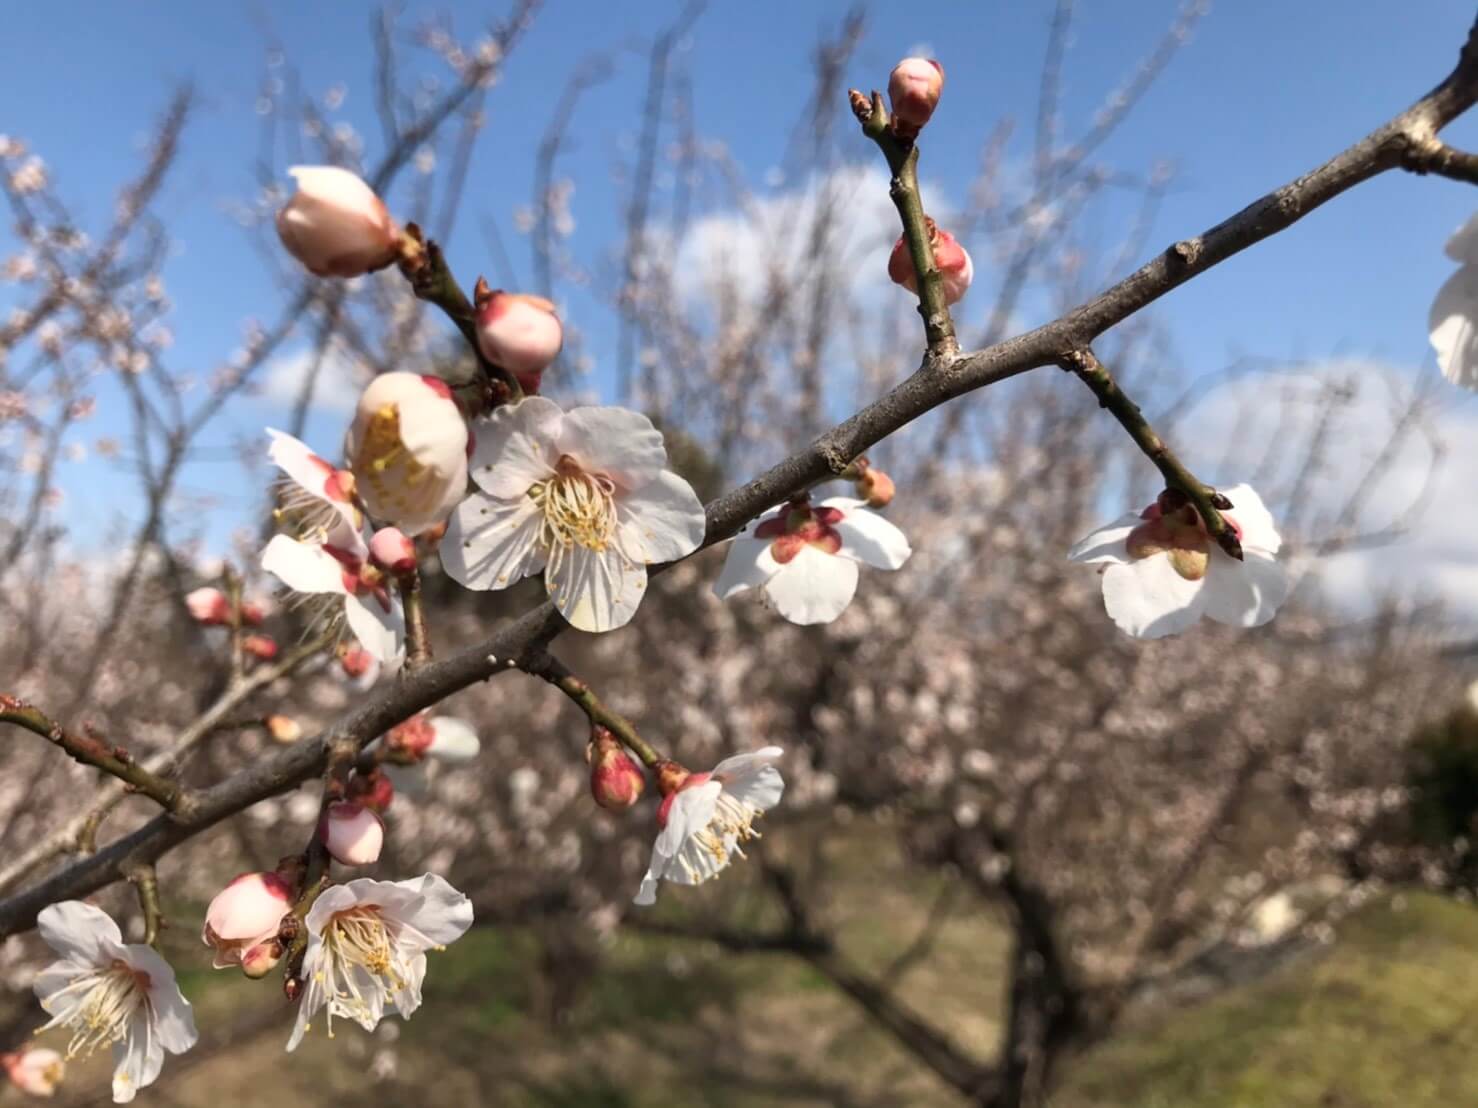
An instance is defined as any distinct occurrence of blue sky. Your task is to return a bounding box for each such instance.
[4,1,1478,611]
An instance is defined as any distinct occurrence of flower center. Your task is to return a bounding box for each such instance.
[754,503,843,564]
[273,470,359,542]
[354,405,432,512]
[308,906,412,1039]
[44,960,148,1061]
[531,456,619,555]
[681,791,764,879]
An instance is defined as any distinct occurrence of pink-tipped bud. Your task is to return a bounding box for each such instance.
[888,57,944,133]
[475,292,563,376]
[240,598,268,626]
[3,1049,64,1097]
[266,714,302,743]
[588,726,645,810]
[202,871,293,971]
[240,939,285,980]
[386,713,437,759]
[369,526,417,576]
[340,647,374,679]
[857,467,895,508]
[275,166,400,278]
[348,768,395,814]
[888,224,973,306]
[320,801,385,866]
[243,634,279,661]
[185,587,231,626]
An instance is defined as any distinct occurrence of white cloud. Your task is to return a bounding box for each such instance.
[259,343,370,415]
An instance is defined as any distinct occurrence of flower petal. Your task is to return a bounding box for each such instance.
[1067,511,1142,565]
[1217,484,1282,554]
[547,545,647,633]
[557,406,666,490]
[262,535,350,595]
[1100,556,1207,639]
[440,492,548,592]
[285,944,324,1053]
[1429,265,1478,391]
[822,498,911,570]
[619,469,707,564]
[1446,213,1478,264]
[714,531,778,600]
[37,901,122,964]
[761,543,859,625]
[343,592,405,666]
[396,873,474,947]
[110,1017,164,1104]
[635,782,722,906]
[1199,549,1290,629]
[427,717,480,762]
[467,396,562,498]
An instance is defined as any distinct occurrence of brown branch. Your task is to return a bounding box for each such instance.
[521,651,662,768]
[1400,135,1478,185]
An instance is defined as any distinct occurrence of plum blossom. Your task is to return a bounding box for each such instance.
[276,166,399,278]
[374,715,480,797]
[715,497,911,625]
[1068,484,1290,639]
[888,57,945,130]
[2,1048,64,1097]
[262,430,405,666]
[32,901,197,1104]
[286,873,473,1050]
[888,221,973,305]
[1428,211,1478,390]
[442,397,706,632]
[202,872,292,976]
[346,373,469,535]
[634,748,785,906]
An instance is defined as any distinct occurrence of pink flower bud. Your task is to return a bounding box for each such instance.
[369,526,418,575]
[202,871,293,970]
[347,372,469,535]
[275,166,400,278]
[240,598,268,626]
[340,647,374,679]
[348,768,395,813]
[475,292,563,376]
[386,714,437,759]
[888,225,973,306]
[588,726,645,810]
[320,801,384,866]
[240,939,285,980]
[243,634,279,660]
[266,714,302,743]
[888,57,944,132]
[857,467,895,508]
[185,586,231,626]
[3,1049,64,1097]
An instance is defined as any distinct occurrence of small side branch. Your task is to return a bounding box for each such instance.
[521,652,662,767]
[399,568,432,671]
[1,697,184,810]
[1060,348,1242,559]
[125,863,164,946]
[1401,136,1478,185]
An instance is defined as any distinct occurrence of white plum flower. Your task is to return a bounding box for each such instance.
[32,901,197,1104]
[346,373,469,535]
[714,497,911,625]
[442,397,706,632]
[634,748,785,906]
[374,714,480,797]
[286,873,473,1051]
[262,430,405,666]
[3,1047,64,1097]
[1068,484,1290,640]
[1429,212,1478,390]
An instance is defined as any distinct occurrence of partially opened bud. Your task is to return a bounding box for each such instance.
[588,726,645,810]
[347,372,469,535]
[386,713,437,759]
[475,292,563,377]
[266,714,302,743]
[369,526,417,576]
[185,587,231,626]
[348,768,395,814]
[3,1048,64,1097]
[243,634,279,660]
[340,646,375,680]
[320,801,385,866]
[240,939,285,980]
[275,166,400,278]
[202,871,293,971]
[888,224,973,306]
[856,466,895,508]
[888,57,944,134]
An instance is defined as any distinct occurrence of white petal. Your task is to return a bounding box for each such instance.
[1429,265,1478,391]
[547,544,646,633]
[397,873,474,946]
[557,406,666,490]
[267,428,337,498]
[440,492,547,591]
[427,718,480,762]
[1100,556,1207,639]
[125,946,197,1055]
[393,952,428,1018]
[111,1016,164,1103]
[304,883,361,935]
[1067,511,1141,565]
[285,944,324,1052]
[714,532,777,600]
[635,783,722,906]
[1446,212,1478,264]
[711,746,784,778]
[37,900,122,964]
[822,498,911,570]
[1199,549,1290,629]
[467,395,561,498]
[761,544,859,625]
[1217,484,1282,555]
[723,765,784,813]
[262,535,350,595]
[343,592,405,666]
[619,469,707,564]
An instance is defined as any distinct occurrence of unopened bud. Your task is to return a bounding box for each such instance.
[386,714,437,759]
[241,938,285,979]
[202,871,293,971]
[3,1048,64,1097]
[240,598,268,626]
[348,768,395,814]
[475,291,563,376]
[340,646,375,680]
[243,634,279,661]
[266,714,302,743]
[857,467,895,508]
[588,726,645,810]
[888,223,973,305]
[654,759,693,798]
[185,586,231,626]
[275,165,400,278]
[888,57,944,135]
[369,526,418,576]
[320,801,385,866]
